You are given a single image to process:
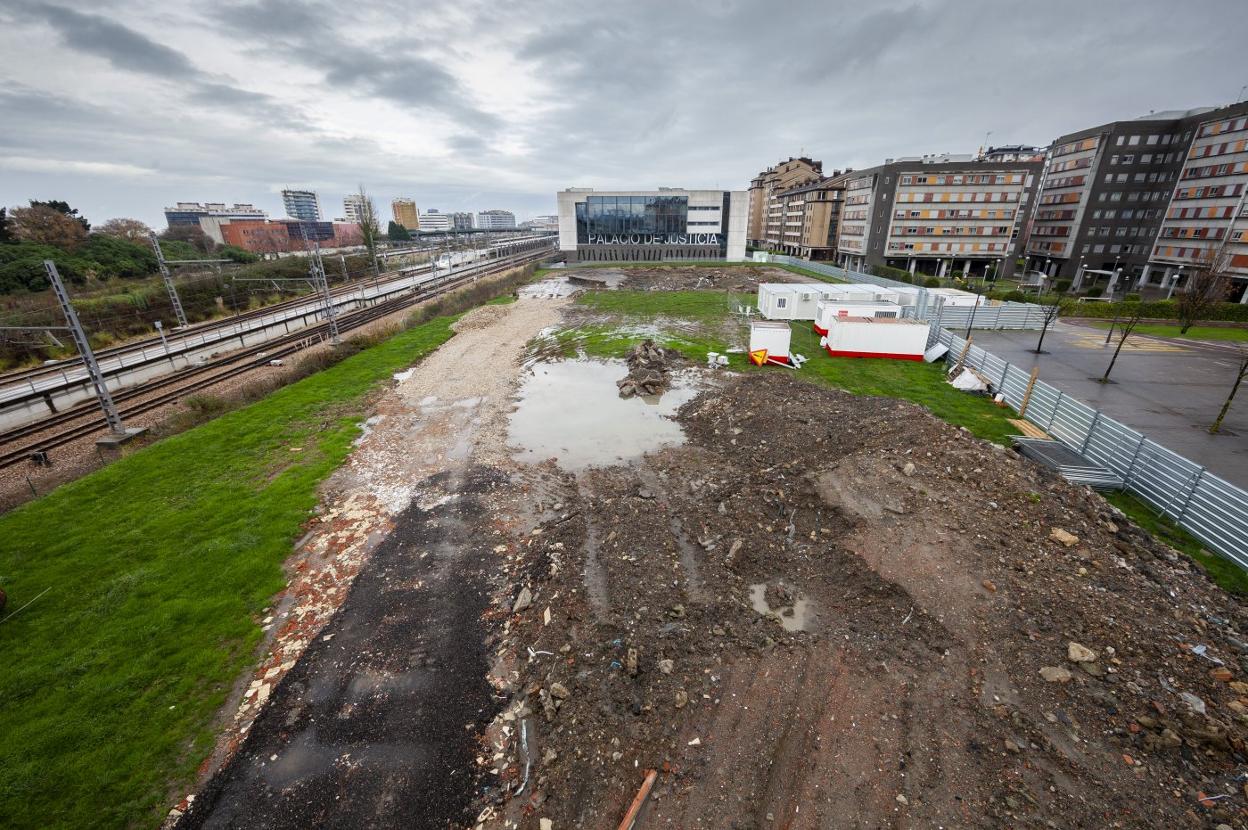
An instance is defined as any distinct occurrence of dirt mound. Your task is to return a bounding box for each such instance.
[477,369,1248,829]
[453,303,510,332]
[564,265,808,292]
[616,340,671,398]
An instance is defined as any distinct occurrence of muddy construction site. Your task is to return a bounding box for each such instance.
[177,266,1248,830]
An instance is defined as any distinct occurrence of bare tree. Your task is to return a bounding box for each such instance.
[8,204,88,249]
[355,185,381,277]
[96,217,152,243]
[1033,298,1062,353]
[1176,245,1232,334]
[1210,346,1248,434]
[1099,302,1146,383]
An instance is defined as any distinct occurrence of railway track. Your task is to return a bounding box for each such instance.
[0,249,550,469]
[0,236,552,394]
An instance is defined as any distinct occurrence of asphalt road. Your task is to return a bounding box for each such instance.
[967,321,1248,489]
[177,467,503,830]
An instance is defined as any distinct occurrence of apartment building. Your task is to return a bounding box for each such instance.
[747,157,823,246]
[1146,105,1248,301]
[392,198,419,229]
[163,202,267,227]
[763,172,851,260]
[476,209,517,230]
[281,189,322,221]
[342,194,367,224]
[419,210,451,231]
[837,154,1043,279]
[1025,103,1248,300]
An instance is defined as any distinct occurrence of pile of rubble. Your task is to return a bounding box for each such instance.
[615,339,671,398]
[473,369,1248,830]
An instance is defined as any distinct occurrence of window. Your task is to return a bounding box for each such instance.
[1110,155,1119,165]
[1123,154,1135,164]
[1116,136,1125,146]
[1128,135,1141,146]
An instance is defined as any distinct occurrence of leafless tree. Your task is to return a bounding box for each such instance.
[1033,298,1062,353]
[8,204,87,249]
[355,185,381,277]
[96,217,152,243]
[1099,302,1146,383]
[1210,346,1248,434]
[1176,245,1232,334]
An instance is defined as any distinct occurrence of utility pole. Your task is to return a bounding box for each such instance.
[148,231,189,328]
[298,225,340,346]
[44,260,135,440]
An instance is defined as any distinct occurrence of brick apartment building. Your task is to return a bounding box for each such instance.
[1025,103,1248,301]
[747,157,823,247]
[836,154,1043,279]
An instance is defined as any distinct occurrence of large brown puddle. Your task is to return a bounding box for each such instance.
[507,359,700,471]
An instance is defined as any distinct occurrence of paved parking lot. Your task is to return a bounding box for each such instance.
[968,321,1248,488]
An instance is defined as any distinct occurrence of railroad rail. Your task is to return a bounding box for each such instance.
[0,236,552,396]
[0,246,551,469]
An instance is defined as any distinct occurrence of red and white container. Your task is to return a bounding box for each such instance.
[813,300,900,335]
[822,316,929,361]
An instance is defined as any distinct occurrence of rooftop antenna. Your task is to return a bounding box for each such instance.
[1238,84,1248,103]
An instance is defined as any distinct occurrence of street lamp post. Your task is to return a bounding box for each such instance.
[1166,265,1184,300]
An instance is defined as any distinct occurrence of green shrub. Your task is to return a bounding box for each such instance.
[1123,293,1142,302]
[870,264,913,283]
[950,270,964,280]
[924,276,941,288]
[1085,286,1104,298]
[1003,290,1029,302]
[1054,279,1072,293]
[1060,299,1248,322]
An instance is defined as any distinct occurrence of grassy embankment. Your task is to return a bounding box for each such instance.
[1086,322,1248,342]
[0,312,464,828]
[558,289,1017,445]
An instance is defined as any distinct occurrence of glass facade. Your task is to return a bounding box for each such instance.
[576,195,689,242]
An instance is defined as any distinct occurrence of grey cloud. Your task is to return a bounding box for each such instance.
[27,4,200,78]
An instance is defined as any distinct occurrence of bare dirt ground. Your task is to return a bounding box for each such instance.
[177,278,1248,830]
[479,369,1248,830]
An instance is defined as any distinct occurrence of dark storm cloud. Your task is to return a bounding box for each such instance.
[23,3,200,78]
[4,0,1248,226]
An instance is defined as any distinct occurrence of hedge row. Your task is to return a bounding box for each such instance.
[1059,299,1248,322]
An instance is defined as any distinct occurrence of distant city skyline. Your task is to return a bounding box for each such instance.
[2,1,1247,229]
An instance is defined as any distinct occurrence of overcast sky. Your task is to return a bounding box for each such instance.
[2,0,1246,228]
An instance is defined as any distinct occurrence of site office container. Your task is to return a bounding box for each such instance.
[749,320,792,363]
[928,287,986,307]
[813,300,901,335]
[888,285,923,307]
[841,283,901,305]
[822,316,928,361]
[756,283,838,321]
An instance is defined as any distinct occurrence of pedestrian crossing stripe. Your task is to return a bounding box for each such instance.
[1067,333,1187,353]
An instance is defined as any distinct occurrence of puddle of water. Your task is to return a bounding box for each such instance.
[519,270,628,298]
[508,359,699,471]
[353,414,385,446]
[749,582,811,632]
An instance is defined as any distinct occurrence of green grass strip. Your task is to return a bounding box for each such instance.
[0,314,460,829]
[1086,322,1248,342]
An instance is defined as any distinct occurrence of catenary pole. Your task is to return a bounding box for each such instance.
[44,260,127,435]
[148,231,189,328]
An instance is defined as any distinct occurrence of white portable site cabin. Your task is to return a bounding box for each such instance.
[756,282,836,321]
[889,285,923,307]
[821,317,929,361]
[813,300,901,334]
[928,287,986,307]
[749,320,792,363]
[841,283,901,305]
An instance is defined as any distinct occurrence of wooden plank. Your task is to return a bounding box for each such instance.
[1009,418,1049,440]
